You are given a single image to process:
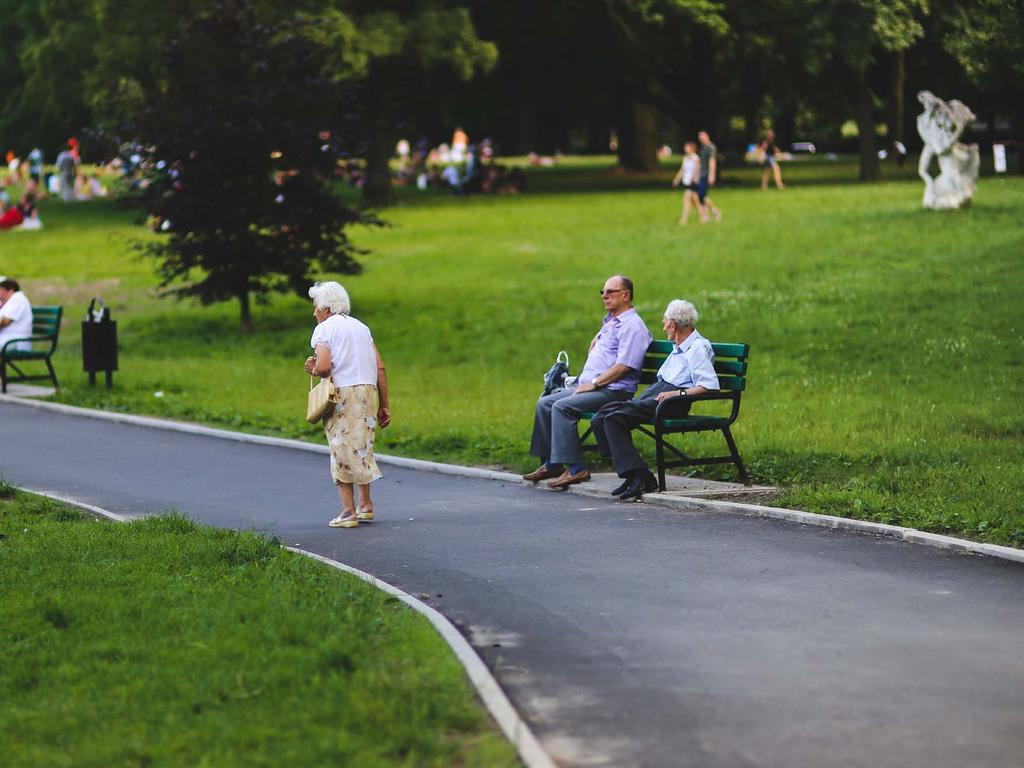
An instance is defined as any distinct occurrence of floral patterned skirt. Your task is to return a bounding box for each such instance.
[323,383,382,485]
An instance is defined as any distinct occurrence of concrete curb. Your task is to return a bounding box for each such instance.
[3,394,1021,565]
[628,493,1024,565]
[286,548,556,768]
[18,487,556,768]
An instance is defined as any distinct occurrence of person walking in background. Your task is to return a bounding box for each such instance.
[672,141,706,225]
[523,275,653,489]
[304,281,390,529]
[760,129,785,190]
[697,131,722,220]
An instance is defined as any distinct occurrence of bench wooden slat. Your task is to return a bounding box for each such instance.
[712,342,749,359]
[717,375,746,392]
[662,415,729,429]
[714,359,747,376]
[642,354,746,380]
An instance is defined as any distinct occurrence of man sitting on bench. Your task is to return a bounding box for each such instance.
[592,299,719,501]
[523,274,653,489]
[0,278,33,352]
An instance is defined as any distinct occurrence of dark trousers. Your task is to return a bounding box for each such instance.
[591,381,692,478]
[530,387,631,466]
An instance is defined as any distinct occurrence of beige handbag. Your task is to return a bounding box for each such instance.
[306,375,340,423]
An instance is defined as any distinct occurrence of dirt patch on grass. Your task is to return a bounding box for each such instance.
[30,278,123,305]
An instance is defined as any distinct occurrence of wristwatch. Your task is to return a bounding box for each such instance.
[591,377,602,388]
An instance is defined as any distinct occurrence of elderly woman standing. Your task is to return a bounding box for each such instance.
[304,281,390,528]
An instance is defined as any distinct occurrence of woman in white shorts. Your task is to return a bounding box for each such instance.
[671,141,707,224]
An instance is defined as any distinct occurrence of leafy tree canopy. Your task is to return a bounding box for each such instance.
[132,0,380,330]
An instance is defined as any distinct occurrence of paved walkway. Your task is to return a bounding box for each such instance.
[2,399,1023,768]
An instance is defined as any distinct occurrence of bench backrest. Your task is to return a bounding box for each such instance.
[32,305,62,338]
[639,340,749,392]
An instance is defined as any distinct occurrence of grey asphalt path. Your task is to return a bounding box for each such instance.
[2,400,1023,768]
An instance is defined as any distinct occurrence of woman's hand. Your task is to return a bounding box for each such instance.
[304,356,316,374]
[378,407,391,428]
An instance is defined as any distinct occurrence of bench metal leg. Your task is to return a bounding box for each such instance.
[655,433,667,491]
[721,426,749,485]
[0,359,5,393]
[45,357,58,389]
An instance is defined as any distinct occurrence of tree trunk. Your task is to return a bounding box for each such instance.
[616,100,658,172]
[854,70,880,182]
[1015,108,1024,175]
[517,104,537,155]
[687,35,717,140]
[361,69,394,205]
[361,106,393,205]
[586,104,610,154]
[890,51,906,165]
[238,289,252,333]
[776,91,797,149]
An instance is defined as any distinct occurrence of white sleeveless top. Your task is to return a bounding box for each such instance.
[681,155,699,186]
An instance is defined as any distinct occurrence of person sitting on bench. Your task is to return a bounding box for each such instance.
[0,278,33,352]
[591,299,719,501]
[523,274,653,489]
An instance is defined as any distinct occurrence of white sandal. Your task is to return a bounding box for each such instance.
[328,511,359,528]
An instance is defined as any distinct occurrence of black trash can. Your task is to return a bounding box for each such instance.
[82,298,118,387]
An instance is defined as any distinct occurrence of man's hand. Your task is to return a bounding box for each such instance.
[654,389,684,403]
[304,356,316,374]
[378,407,391,428]
[575,382,596,393]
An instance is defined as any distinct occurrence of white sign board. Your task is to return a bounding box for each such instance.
[993,144,1007,173]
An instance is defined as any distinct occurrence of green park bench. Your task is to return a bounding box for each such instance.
[580,340,751,490]
[0,305,63,393]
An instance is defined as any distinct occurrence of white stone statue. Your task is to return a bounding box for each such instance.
[917,90,979,209]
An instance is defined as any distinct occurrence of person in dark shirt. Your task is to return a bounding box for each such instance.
[697,131,722,221]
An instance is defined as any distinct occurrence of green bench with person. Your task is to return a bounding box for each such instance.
[0,305,63,393]
[580,339,750,490]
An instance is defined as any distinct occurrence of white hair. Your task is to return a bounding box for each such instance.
[664,299,699,329]
[308,281,351,315]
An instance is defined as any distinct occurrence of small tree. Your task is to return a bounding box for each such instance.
[134,0,379,331]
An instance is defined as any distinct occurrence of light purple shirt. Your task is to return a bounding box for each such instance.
[579,308,653,393]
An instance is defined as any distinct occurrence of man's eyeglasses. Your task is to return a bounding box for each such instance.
[600,288,625,297]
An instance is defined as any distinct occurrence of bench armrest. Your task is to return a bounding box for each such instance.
[654,390,740,422]
[1,335,55,356]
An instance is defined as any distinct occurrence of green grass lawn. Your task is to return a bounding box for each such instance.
[0,485,518,767]
[0,157,1022,546]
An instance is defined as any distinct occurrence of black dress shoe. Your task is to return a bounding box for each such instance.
[610,479,630,496]
[618,472,659,501]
